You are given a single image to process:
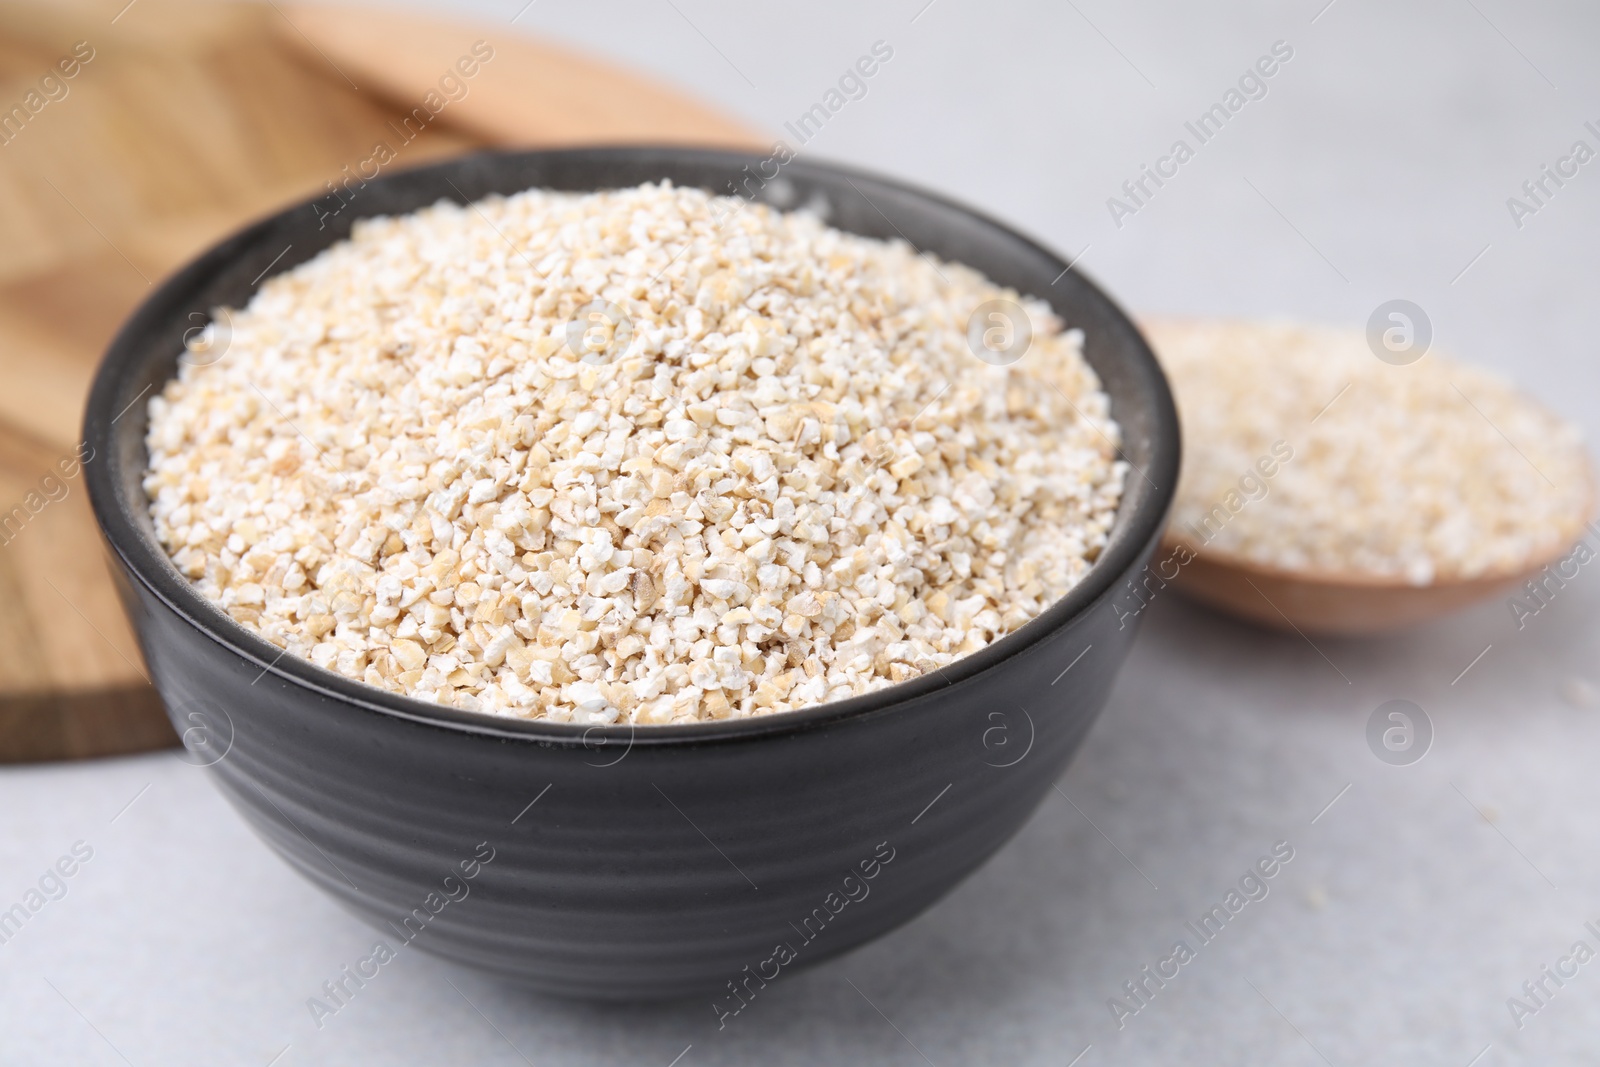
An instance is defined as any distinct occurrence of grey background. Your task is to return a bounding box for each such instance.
[5,0,1600,1063]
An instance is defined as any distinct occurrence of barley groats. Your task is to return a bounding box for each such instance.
[145,183,1126,723]
[1147,319,1591,585]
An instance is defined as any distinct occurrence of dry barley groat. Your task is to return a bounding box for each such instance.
[1147,319,1592,585]
[144,182,1126,724]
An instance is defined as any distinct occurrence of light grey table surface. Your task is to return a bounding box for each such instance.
[5,1,1600,1063]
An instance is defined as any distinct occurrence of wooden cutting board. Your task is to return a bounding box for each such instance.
[0,0,762,762]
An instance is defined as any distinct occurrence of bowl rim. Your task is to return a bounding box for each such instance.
[84,145,1179,748]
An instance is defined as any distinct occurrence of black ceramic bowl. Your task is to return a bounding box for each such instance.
[85,147,1178,1001]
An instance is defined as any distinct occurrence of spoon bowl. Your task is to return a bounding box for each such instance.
[1160,534,1588,635]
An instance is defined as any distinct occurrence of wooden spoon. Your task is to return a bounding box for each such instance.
[1157,531,1594,635]
[1144,317,1597,635]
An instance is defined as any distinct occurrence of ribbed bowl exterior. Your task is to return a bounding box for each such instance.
[117,556,1146,998]
[86,148,1179,1000]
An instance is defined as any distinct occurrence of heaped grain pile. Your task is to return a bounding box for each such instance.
[1147,319,1592,584]
[144,182,1126,724]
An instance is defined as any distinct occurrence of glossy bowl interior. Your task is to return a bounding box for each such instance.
[85,147,1179,1000]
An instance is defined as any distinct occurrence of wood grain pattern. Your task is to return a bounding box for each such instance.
[0,0,758,761]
